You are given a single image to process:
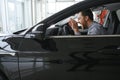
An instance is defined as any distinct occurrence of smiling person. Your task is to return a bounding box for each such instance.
[68,9,105,35]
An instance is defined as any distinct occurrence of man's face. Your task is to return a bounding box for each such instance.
[78,12,87,29]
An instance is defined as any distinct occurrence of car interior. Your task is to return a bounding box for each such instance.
[45,2,120,36]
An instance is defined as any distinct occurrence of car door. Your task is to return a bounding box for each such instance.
[16,36,53,80]
[0,36,20,80]
[17,34,120,80]
[45,35,120,80]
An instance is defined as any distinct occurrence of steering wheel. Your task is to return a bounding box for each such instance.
[62,23,74,35]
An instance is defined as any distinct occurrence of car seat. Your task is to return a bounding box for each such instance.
[106,11,120,34]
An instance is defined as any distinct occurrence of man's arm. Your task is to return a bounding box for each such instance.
[68,18,80,35]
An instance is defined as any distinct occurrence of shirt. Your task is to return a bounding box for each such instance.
[87,21,105,35]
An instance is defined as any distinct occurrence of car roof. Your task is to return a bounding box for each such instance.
[92,3,120,11]
[105,3,120,11]
[38,0,120,28]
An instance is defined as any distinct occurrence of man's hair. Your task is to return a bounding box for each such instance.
[81,9,93,21]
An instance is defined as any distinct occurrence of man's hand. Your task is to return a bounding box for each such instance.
[68,18,79,34]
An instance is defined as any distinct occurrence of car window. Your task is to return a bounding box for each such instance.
[46,8,109,36]
[45,2,120,36]
[116,9,120,34]
[116,9,120,22]
[93,9,109,25]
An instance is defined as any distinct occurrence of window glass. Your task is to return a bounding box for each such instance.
[46,0,80,17]
[56,0,75,2]
[6,0,32,33]
[7,1,16,32]
[47,2,75,17]
[0,4,2,32]
[93,9,109,25]
[7,0,25,33]
[116,9,120,22]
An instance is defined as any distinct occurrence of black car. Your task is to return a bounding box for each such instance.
[0,0,120,80]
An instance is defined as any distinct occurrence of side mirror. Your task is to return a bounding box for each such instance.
[25,23,46,40]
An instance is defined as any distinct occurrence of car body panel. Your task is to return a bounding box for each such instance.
[12,35,120,80]
[0,36,20,80]
[0,0,120,80]
[16,35,120,80]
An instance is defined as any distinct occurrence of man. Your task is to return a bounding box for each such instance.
[68,9,105,35]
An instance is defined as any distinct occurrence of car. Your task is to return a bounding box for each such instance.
[0,0,120,80]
